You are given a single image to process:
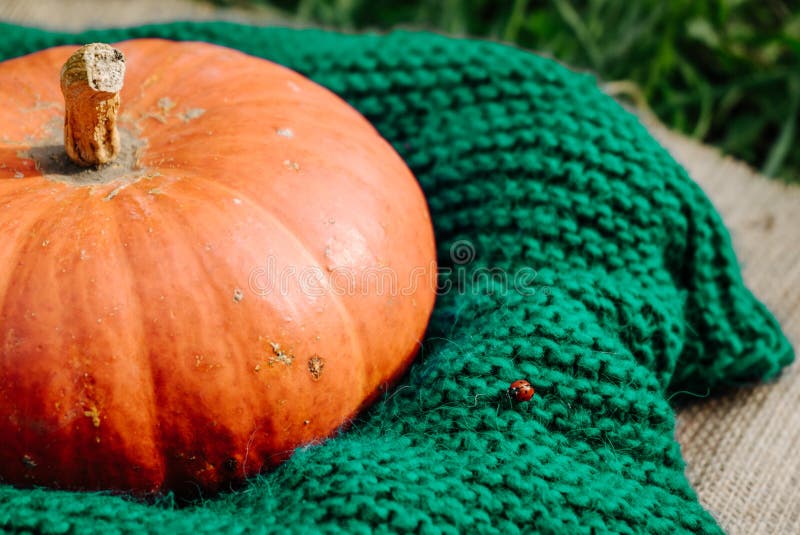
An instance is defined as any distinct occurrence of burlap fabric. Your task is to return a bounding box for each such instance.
[644,117,800,534]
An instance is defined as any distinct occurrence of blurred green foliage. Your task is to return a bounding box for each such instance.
[212,0,800,180]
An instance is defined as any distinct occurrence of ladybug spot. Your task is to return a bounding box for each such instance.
[508,379,535,402]
[223,457,238,473]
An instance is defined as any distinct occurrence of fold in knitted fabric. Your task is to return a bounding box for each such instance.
[0,22,793,534]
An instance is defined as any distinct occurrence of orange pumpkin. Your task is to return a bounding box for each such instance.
[0,40,436,495]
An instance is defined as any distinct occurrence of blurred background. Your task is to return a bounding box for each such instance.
[272,0,800,182]
[2,0,799,181]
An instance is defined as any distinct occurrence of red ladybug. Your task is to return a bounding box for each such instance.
[508,379,535,402]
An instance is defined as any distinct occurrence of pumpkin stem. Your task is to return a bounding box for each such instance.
[60,43,125,167]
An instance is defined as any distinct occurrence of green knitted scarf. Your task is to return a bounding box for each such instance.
[0,22,793,534]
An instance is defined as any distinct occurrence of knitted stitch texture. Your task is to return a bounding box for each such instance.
[0,22,793,534]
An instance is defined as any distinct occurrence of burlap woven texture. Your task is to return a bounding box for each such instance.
[1,2,799,533]
[646,118,800,534]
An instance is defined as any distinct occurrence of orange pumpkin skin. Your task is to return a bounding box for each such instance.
[0,40,436,494]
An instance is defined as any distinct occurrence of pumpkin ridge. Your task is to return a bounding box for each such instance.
[0,189,158,489]
[105,192,168,490]
[183,173,370,397]
[0,190,63,307]
[116,40,213,116]
[133,105,387,194]
[109,183,248,491]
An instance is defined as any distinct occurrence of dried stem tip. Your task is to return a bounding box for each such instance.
[60,43,126,167]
